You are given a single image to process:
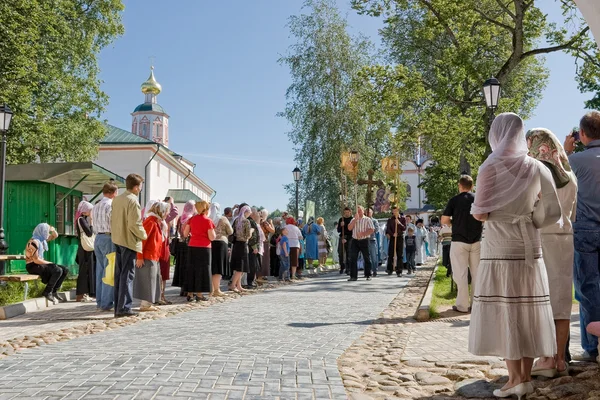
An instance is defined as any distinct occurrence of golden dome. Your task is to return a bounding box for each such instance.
[141,67,162,95]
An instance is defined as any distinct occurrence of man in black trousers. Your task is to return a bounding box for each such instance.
[385,206,406,276]
[337,207,353,274]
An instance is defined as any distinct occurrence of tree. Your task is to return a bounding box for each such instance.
[279,0,384,223]
[0,0,124,164]
[351,0,598,204]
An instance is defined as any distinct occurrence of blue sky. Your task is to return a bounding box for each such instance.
[98,1,591,213]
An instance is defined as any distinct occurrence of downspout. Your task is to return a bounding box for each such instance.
[211,190,217,201]
[182,168,192,189]
[144,144,161,205]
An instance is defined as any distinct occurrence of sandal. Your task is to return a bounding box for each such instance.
[139,305,159,312]
[531,360,557,378]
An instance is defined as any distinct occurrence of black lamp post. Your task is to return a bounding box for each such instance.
[0,104,14,275]
[483,76,501,118]
[293,167,301,219]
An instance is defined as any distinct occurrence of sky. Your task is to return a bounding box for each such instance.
[98,1,592,213]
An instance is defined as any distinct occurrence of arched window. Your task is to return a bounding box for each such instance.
[132,117,138,135]
[406,184,412,199]
[140,116,150,138]
[153,117,162,143]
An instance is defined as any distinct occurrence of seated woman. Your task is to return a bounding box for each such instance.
[25,223,69,304]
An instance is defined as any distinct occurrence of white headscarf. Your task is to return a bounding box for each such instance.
[471,112,539,215]
[146,201,170,239]
[209,202,221,225]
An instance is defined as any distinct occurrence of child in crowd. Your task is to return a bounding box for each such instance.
[439,224,453,277]
[278,227,290,281]
[405,227,417,274]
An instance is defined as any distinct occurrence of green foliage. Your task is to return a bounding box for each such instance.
[267,209,283,220]
[351,0,596,206]
[279,0,387,223]
[0,278,76,306]
[430,264,457,319]
[0,0,124,164]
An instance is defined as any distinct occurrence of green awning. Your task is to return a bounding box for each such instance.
[166,189,201,203]
[6,162,126,194]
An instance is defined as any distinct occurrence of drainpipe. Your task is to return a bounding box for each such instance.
[211,190,217,201]
[144,144,160,205]
[182,168,192,189]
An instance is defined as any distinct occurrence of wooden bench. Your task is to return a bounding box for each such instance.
[0,255,38,301]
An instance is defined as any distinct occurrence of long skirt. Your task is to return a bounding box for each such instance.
[185,246,212,293]
[231,241,249,272]
[76,245,96,296]
[541,233,574,320]
[211,240,228,276]
[469,219,556,359]
[172,241,188,288]
[260,240,271,276]
[290,247,299,268]
[133,259,161,304]
[159,239,170,282]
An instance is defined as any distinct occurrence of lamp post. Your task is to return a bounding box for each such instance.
[293,167,301,219]
[0,104,14,275]
[483,76,501,119]
[349,150,359,208]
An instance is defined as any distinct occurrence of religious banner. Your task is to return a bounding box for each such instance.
[305,200,315,222]
[381,157,400,176]
[374,186,392,214]
[341,152,357,175]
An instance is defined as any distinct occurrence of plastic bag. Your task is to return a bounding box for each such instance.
[102,252,116,286]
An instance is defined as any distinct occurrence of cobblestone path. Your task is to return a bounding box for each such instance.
[0,272,414,400]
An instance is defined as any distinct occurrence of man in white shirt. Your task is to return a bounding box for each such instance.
[348,206,375,282]
[92,182,118,311]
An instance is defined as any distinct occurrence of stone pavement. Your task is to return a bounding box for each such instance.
[0,270,417,399]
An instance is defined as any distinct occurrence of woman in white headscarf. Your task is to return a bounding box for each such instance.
[209,202,232,296]
[75,201,95,302]
[229,205,253,292]
[526,128,577,377]
[468,113,561,399]
[258,209,275,283]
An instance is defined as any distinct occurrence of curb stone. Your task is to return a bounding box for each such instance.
[414,258,439,321]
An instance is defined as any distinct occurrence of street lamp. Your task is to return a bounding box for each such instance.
[293,167,301,219]
[482,76,501,112]
[0,104,14,275]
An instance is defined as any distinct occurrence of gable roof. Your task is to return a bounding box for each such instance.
[103,124,154,144]
[166,189,202,203]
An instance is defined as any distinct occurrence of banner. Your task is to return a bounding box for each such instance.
[305,200,315,222]
[373,186,392,213]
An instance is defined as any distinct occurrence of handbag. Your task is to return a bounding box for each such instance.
[78,218,96,252]
[102,252,115,286]
[169,237,178,256]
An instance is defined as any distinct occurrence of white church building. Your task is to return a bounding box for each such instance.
[94,67,214,206]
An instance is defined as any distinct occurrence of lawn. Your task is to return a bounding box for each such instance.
[429,263,456,319]
[0,278,77,307]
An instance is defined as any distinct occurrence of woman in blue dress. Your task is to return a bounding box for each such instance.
[302,217,321,270]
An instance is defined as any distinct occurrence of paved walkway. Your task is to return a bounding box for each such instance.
[0,271,415,400]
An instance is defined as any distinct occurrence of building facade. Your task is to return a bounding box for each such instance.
[94,67,214,206]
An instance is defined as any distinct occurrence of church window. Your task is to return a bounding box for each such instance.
[132,118,138,135]
[140,116,150,138]
[406,184,412,199]
[153,117,162,142]
[156,160,160,177]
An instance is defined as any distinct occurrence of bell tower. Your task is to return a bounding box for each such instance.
[131,66,170,146]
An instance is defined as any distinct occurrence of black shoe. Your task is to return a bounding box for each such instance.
[116,311,139,318]
[387,271,392,275]
[373,272,377,277]
[339,269,344,274]
[397,273,402,277]
[366,276,372,281]
[347,278,358,281]
[187,296,194,302]
[195,295,209,302]
[52,292,67,303]
[43,293,57,304]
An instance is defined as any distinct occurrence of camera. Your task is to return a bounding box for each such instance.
[572,128,580,142]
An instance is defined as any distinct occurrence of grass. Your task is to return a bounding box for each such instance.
[0,278,77,307]
[429,263,457,319]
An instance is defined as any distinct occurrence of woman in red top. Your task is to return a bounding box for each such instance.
[134,201,169,312]
[183,200,216,302]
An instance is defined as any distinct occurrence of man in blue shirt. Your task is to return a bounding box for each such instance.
[564,111,600,361]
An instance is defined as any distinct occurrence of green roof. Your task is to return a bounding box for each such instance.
[103,124,153,144]
[133,103,167,114]
[166,189,201,203]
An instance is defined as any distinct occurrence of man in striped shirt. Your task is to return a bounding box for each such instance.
[92,182,118,311]
[347,206,375,281]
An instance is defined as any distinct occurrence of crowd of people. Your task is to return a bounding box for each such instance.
[438,111,600,399]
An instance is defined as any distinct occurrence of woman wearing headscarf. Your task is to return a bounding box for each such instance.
[414,219,428,266]
[230,205,252,292]
[331,222,340,265]
[258,209,275,283]
[316,217,328,268]
[134,201,169,311]
[526,128,577,377]
[183,200,215,301]
[158,198,178,305]
[469,113,561,398]
[172,200,196,295]
[302,217,321,271]
[209,202,232,297]
[24,223,68,304]
[75,201,95,302]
